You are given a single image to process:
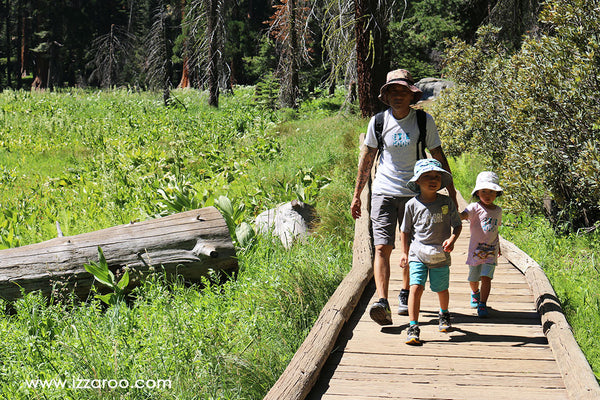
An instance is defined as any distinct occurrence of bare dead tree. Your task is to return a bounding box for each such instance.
[144,2,174,106]
[267,0,313,109]
[320,0,356,102]
[88,24,136,88]
[185,0,227,107]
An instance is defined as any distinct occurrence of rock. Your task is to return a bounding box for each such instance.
[255,200,318,249]
[415,78,455,101]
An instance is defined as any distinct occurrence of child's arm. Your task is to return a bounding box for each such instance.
[443,224,462,252]
[399,231,410,268]
[459,210,468,220]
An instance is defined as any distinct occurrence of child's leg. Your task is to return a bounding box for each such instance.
[468,265,482,308]
[480,276,492,303]
[479,264,496,304]
[409,284,424,323]
[437,289,449,311]
[407,262,428,324]
[430,266,450,310]
[430,266,452,332]
[469,280,480,293]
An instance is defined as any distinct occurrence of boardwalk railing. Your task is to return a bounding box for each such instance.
[500,239,600,399]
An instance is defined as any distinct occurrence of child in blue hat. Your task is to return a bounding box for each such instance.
[399,158,462,345]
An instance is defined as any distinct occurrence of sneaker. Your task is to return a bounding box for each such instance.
[397,289,409,315]
[470,291,480,308]
[477,303,489,318]
[405,325,421,345]
[438,312,452,332]
[369,298,393,325]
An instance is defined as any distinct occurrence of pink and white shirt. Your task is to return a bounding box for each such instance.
[463,202,502,266]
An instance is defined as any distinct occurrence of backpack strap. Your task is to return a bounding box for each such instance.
[415,109,427,160]
[374,111,385,155]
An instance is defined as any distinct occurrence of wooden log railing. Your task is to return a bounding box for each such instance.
[500,238,600,399]
[0,206,237,302]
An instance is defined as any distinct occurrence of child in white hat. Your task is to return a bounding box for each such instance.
[460,171,503,317]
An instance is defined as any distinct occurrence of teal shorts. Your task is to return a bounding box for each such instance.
[409,261,450,292]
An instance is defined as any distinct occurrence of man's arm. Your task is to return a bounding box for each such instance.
[350,145,377,220]
[430,146,458,208]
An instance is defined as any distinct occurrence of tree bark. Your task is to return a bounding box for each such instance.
[177,0,191,89]
[207,0,220,107]
[0,207,237,302]
[4,0,11,89]
[354,0,390,117]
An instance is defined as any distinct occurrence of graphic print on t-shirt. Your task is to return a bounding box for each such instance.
[393,130,410,147]
[473,242,496,260]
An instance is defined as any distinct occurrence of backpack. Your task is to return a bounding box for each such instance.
[374,108,427,160]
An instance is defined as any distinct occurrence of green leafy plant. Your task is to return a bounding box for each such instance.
[214,195,256,249]
[84,247,129,305]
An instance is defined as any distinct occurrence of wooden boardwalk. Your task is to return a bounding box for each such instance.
[264,145,600,400]
[307,219,569,399]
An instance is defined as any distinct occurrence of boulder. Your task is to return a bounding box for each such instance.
[415,78,455,101]
[255,200,318,249]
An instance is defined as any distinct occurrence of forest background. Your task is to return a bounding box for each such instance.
[1,0,600,398]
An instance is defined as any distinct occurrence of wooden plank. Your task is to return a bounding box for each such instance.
[0,206,237,301]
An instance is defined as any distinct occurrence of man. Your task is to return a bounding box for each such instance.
[350,69,457,326]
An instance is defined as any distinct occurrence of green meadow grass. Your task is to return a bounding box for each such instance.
[0,87,362,399]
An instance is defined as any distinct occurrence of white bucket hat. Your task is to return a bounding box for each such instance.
[407,159,453,193]
[471,171,503,196]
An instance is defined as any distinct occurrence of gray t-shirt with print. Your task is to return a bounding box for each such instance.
[400,194,462,268]
[364,108,442,197]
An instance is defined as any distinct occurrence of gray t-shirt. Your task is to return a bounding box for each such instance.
[400,194,462,268]
[364,108,442,197]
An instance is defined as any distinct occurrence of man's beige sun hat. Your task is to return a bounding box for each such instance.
[378,69,423,105]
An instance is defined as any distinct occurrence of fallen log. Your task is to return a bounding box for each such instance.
[0,206,237,302]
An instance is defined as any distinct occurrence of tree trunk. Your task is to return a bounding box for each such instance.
[178,57,190,88]
[31,56,48,90]
[279,0,299,109]
[19,8,27,81]
[354,0,389,117]
[177,0,191,89]
[0,207,237,302]
[4,0,11,89]
[207,0,220,107]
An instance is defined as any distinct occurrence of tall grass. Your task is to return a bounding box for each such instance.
[0,88,363,398]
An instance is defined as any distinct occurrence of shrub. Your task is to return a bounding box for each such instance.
[431,0,600,231]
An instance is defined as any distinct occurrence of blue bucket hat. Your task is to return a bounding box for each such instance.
[407,159,453,193]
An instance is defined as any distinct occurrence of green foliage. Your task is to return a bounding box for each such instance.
[0,86,362,398]
[84,247,130,306]
[388,0,483,78]
[255,72,281,111]
[431,1,600,230]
